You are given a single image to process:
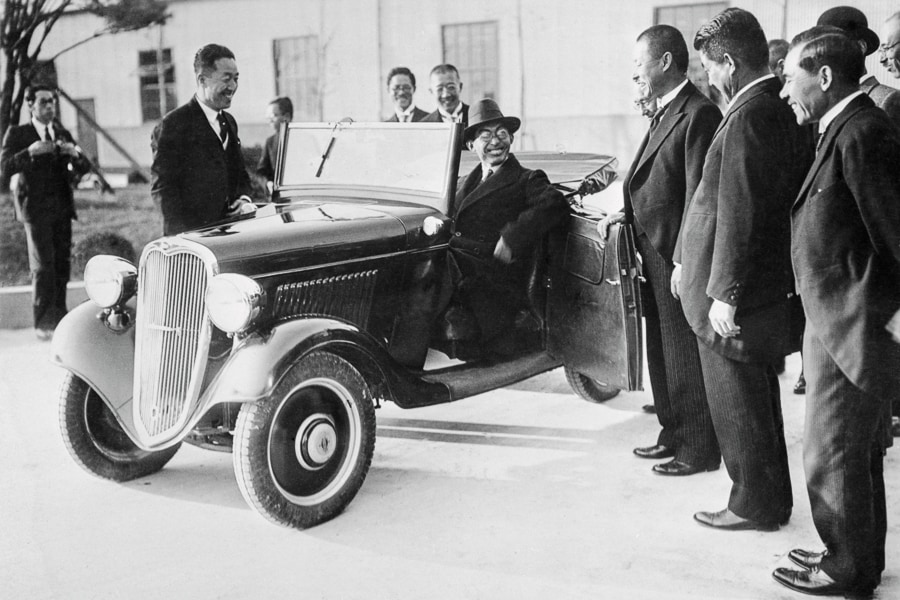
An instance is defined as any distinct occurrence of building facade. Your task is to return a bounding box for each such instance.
[13,0,897,172]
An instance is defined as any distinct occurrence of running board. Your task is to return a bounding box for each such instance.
[421,351,561,401]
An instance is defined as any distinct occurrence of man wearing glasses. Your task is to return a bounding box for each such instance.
[384,67,428,123]
[422,64,469,128]
[441,99,568,360]
[880,12,900,82]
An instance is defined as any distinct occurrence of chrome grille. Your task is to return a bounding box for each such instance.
[134,242,215,441]
[273,270,377,328]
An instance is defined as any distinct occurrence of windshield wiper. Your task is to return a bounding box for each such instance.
[315,118,352,178]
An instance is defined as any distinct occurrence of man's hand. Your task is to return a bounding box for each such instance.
[494,237,513,264]
[28,140,55,157]
[670,263,682,299]
[709,299,740,338]
[57,142,79,159]
[596,211,625,247]
[226,195,256,217]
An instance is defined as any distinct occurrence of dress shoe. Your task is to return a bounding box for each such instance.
[35,328,53,341]
[693,508,781,531]
[641,404,656,414]
[788,548,826,570]
[652,458,719,476]
[772,567,872,597]
[794,373,806,394]
[633,444,674,459]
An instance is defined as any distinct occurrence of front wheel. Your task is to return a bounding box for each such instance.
[233,351,376,529]
[58,372,180,481]
[564,367,620,403]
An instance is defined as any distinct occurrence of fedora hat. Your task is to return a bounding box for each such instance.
[463,98,521,143]
[817,6,879,56]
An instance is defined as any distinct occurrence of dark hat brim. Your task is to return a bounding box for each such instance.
[463,116,521,143]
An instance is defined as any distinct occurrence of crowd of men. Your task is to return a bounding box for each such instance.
[3,4,900,597]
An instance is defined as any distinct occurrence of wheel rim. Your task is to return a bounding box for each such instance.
[268,378,361,506]
[82,385,142,459]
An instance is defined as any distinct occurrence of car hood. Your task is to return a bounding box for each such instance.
[177,200,441,277]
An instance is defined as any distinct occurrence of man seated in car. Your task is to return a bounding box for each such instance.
[441,98,570,360]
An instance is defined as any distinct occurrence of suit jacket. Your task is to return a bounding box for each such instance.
[421,103,469,129]
[384,106,429,122]
[256,132,278,182]
[0,120,89,223]
[151,96,252,235]
[450,153,569,312]
[675,77,813,362]
[859,75,900,132]
[623,81,721,262]
[792,94,900,397]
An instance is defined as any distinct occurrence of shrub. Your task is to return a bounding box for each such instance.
[72,232,136,277]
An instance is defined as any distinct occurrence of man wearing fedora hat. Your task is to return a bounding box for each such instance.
[444,98,569,358]
[818,6,900,131]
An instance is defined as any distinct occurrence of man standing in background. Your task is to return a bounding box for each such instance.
[256,96,293,198]
[422,64,469,128]
[384,67,428,123]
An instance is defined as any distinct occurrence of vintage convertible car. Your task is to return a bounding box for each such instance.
[51,121,642,529]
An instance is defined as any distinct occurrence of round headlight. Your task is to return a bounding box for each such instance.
[205,274,264,333]
[84,256,137,308]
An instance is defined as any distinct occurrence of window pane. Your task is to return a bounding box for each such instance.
[139,47,177,122]
[274,35,319,121]
[442,21,499,105]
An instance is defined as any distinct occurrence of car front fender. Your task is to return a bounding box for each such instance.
[50,300,135,411]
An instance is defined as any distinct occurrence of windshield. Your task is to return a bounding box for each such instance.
[278,121,460,213]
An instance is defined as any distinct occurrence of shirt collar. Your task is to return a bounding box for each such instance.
[31,117,53,139]
[438,102,463,122]
[658,79,688,110]
[395,104,418,120]
[196,95,223,135]
[728,73,776,109]
[818,91,865,135]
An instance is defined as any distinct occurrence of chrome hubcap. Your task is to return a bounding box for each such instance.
[295,414,337,470]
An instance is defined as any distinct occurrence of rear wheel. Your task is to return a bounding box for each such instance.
[58,372,180,481]
[233,352,376,529]
[564,367,620,403]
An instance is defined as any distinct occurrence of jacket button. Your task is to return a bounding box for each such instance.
[454,232,461,237]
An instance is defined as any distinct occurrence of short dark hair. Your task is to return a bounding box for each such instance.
[268,96,293,119]
[193,44,235,76]
[638,25,690,74]
[387,66,416,88]
[25,84,56,103]
[694,8,769,70]
[430,63,460,80]
[790,26,865,86]
[767,39,789,71]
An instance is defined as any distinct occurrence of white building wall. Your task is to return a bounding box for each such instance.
[23,0,900,172]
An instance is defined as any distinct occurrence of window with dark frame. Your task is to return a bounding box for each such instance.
[138,48,177,122]
[654,3,728,103]
[442,21,499,105]
[273,35,320,121]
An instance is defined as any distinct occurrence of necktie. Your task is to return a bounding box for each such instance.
[216,112,229,144]
[42,125,50,141]
[649,103,668,134]
[401,113,409,122]
[481,169,493,184]
[815,131,825,155]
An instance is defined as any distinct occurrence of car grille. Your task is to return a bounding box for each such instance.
[133,241,215,442]
[273,270,377,328]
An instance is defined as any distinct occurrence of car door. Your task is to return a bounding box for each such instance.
[547,216,643,391]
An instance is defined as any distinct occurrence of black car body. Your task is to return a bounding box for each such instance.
[52,121,642,529]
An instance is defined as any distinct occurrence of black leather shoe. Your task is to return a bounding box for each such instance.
[772,567,872,597]
[794,373,806,394]
[652,458,719,476]
[633,444,674,459]
[693,508,781,531]
[788,548,826,570]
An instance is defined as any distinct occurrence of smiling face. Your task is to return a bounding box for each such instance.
[467,123,512,169]
[198,57,239,110]
[779,45,827,126]
[388,74,414,111]
[632,38,663,103]
[430,70,462,113]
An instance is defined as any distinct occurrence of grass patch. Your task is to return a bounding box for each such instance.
[0,184,161,287]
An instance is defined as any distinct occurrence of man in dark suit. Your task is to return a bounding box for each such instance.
[818,6,900,131]
[594,25,721,476]
[384,67,428,123]
[673,8,812,531]
[421,64,469,128]
[151,43,253,236]
[446,99,568,358]
[256,96,292,198]
[0,85,90,340]
[772,28,900,598]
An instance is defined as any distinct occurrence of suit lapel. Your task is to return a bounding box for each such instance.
[456,154,521,215]
[634,85,694,172]
[189,97,226,149]
[711,77,779,142]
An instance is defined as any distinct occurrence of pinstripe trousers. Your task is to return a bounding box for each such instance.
[803,325,885,590]
[696,341,792,523]
[636,233,719,464]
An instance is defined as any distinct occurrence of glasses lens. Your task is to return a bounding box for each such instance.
[478,129,509,142]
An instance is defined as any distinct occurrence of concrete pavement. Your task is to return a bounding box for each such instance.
[1,327,897,599]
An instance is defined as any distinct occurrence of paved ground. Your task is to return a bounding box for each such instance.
[1,327,897,600]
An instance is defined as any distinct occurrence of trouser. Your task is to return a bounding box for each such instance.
[636,233,719,464]
[696,341,792,523]
[803,326,885,591]
[23,215,72,330]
